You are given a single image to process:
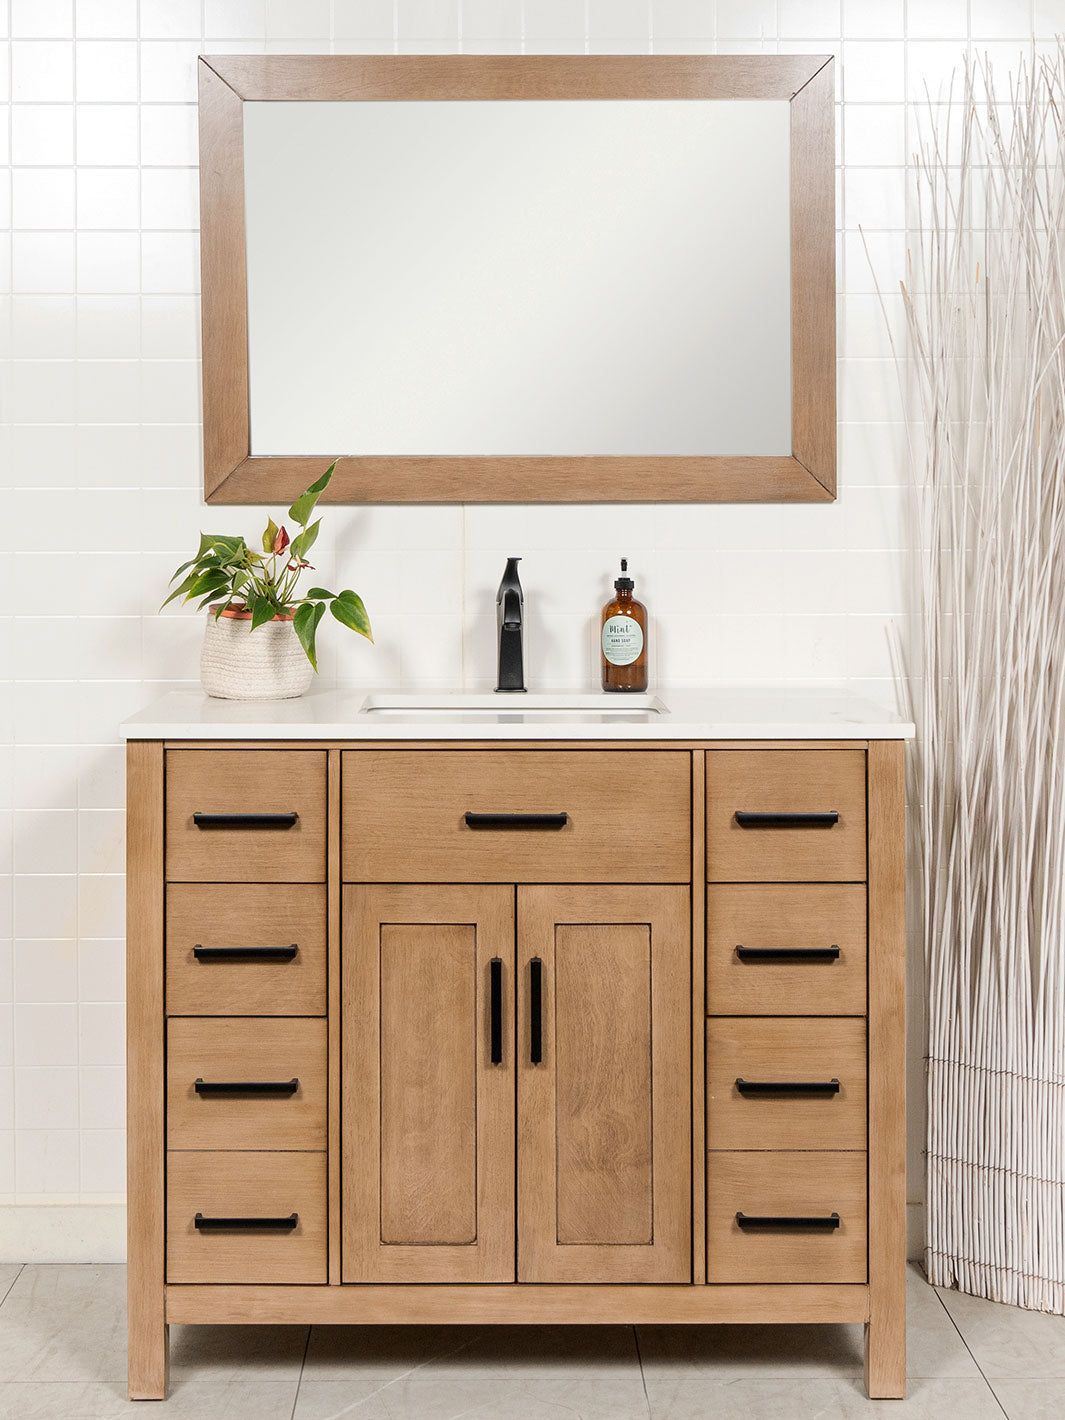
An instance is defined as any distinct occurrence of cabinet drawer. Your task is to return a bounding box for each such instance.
[166,884,326,1017]
[707,1151,867,1283]
[166,750,326,883]
[167,1018,326,1151]
[707,1018,866,1151]
[707,750,866,882]
[707,884,867,1016]
[167,1150,327,1283]
[342,750,691,882]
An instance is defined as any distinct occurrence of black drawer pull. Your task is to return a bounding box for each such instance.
[530,957,543,1064]
[465,812,568,830]
[192,811,298,829]
[736,1077,841,1096]
[736,1212,840,1231]
[735,945,840,962]
[193,1078,299,1096]
[490,957,503,1065]
[194,1212,298,1232]
[193,944,299,962]
[734,810,839,828]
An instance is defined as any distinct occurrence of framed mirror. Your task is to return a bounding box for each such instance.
[198,55,835,504]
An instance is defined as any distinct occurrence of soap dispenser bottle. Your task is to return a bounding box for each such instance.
[601,559,648,692]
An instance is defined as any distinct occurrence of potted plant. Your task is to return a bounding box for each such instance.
[164,461,372,700]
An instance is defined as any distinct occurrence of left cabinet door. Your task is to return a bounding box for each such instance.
[341,884,516,1282]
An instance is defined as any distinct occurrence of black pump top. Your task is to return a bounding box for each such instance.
[614,558,634,594]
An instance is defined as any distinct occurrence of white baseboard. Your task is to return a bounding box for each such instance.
[0,1200,927,1270]
[0,1205,126,1263]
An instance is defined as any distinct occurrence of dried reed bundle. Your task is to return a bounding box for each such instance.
[897,44,1065,1310]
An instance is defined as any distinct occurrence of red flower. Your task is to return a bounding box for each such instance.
[273,525,290,554]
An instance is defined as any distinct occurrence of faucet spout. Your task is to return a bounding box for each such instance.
[496,558,526,693]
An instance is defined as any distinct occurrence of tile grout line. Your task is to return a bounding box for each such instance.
[632,1322,652,1418]
[289,1322,313,1420]
[0,1264,24,1309]
[930,1281,1011,1419]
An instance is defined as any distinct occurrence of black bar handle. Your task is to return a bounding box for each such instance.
[734,810,839,828]
[736,1077,841,1096]
[530,957,543,1064]
[737,1211,841,1231]
[193,1077,299,1096]
[490,958,503,1065]
[193,811,298,829]
[193,944,299,962]
[465,812,567,830]
[735,945,840,963]
[194,1212,298,1232]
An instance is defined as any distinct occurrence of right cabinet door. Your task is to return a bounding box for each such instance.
[517,885,691,1283]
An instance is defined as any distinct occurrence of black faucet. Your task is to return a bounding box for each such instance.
[496,557,526,693]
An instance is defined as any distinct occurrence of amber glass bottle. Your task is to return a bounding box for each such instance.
[601,559,648,692]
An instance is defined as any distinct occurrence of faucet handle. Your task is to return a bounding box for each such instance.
[501,589,522,629]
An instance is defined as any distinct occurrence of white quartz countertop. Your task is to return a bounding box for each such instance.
[120,687,915,741]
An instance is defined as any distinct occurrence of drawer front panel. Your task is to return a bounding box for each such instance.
[166,883,326,1017]
[707,883,867,1016]
[166,750,327,882]
[707,1151,867,1283]
[167,1150,327,1283]
[342,750,691,882]
[167,1017,326,1151]
[707,750,866,882]
[707,1018,867,1151]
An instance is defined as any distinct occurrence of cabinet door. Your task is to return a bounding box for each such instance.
[517,885,691,1283]
[342,885,514,1282]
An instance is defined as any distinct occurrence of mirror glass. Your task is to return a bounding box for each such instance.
[243,99,792,458]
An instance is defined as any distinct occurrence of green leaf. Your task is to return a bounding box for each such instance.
[302,587,335,601]
[161,571,199,608]
[248,595,278,632]
[262,518,279,555]
[288,461,335,528]
[188,568,232,600]
[293,600,326,672]
[290,517,321,562]
[331,589,373,642]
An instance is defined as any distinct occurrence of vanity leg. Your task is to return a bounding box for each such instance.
[865,1299,905,1399]
[865,741,907,1399]
[128,1312,169,1401]
[126,741,168,1400]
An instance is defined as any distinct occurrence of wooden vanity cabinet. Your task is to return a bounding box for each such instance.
[127,737,906,1403]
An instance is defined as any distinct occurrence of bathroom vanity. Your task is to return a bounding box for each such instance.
[122,688,912,1401]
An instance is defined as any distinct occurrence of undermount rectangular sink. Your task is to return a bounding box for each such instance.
[358,693,667,716]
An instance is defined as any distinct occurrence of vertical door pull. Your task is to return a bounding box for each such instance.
[489,957,503,1065]
[530,957,543,1064]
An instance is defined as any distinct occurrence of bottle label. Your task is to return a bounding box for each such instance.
[602,615,644,667]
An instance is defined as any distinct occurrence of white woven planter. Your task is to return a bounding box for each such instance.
[200,609,314,700]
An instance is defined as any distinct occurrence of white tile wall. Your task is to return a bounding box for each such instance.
[0,0,1035,1256]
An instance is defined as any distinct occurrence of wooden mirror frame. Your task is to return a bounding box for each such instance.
[198,54,835,505]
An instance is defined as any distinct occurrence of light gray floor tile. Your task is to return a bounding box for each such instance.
[293,1376,651,1419]
[643,1376,1006,1419]
[937,1283,1065,1379]
[169,1321,309,1379]
[303,1323,639,1380]
[0,1266,127,1384]
[0,1378,301,1420]
[907,1263,982,1378]
[0,1268,22,1309]
[635,1320,866,1379]
[991,1378,1065,1419]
